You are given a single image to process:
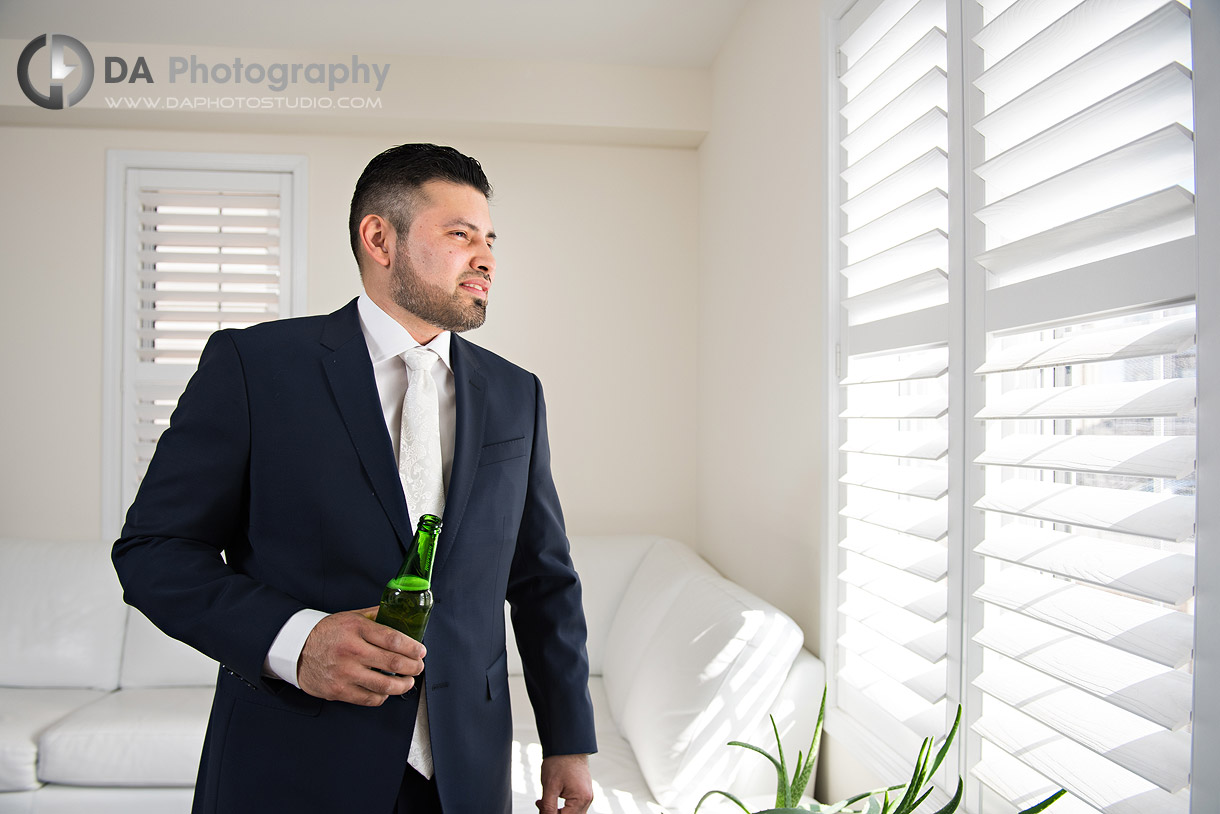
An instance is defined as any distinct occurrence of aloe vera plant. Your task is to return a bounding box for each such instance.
[695,688,1066,814]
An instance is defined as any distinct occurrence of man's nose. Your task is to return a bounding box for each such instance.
[472,247,495,278]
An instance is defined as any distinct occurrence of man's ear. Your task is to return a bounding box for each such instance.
[358,214,395,270]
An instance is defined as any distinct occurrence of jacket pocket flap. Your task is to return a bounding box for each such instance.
[479,437,527,466]
[485,649,509,700]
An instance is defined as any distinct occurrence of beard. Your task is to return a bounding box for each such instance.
[389,250,488,334]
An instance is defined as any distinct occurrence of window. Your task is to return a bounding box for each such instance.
[825,1,1215,812]
[102,152,308,537]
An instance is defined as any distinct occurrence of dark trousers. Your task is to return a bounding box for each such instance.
[396,765,442,814]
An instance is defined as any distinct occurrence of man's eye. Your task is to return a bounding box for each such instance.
[452,231,467,239]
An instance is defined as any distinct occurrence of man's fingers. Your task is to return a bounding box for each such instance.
[297,609,425,704]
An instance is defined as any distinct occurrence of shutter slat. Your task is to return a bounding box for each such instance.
[974,433,1196,479]
[974,0,1179,111]
[975,377,1196,419]
[975,525,1194,604]
[841,556,947,621]
[841,430,948,459]
[842,149,948,229]
[140,230,280,249]
[841,0,945,98]
[973,3,1192,156]
[974,704,1187,814]
[838,661,946,740]
[839,629,946,703]
[841,594,947,662]
[841,349,948,384]
[139,290,281,305]
[975,185,1196,285]
[843,70,948,163]
[975,479,1196,542]
[974,124,1195,244]
[977,657,1191,792]
[840,393,948,418]
[137,192,280,209]
[844,268,948,325]
[977,315,1195,372]
[841,497,948,540]
[841,229,947,297]
[975,613,1192,729]
[137,269,281,285]
[973,746,1101,814]
[137,309,278,323]
[842,533,948,580]
[842,188,948,263]
[975,567,1194,667]
[975,63,1194,202]
[843,28,947,130]
[139,212,280,228]
[974,0,1087,66]
[843,108,948,194]
[841,465,948,499]
[140,250,280,267]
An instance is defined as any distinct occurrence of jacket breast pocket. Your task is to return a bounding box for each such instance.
[479,437,527,466]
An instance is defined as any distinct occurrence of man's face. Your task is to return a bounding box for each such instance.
[389,180,496,334]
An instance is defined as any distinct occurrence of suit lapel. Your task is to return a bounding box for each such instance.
[436,334,487,576]
[320,300,414,552]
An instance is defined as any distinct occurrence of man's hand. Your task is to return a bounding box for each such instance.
[537,753,593,814]
[296,607,425,706]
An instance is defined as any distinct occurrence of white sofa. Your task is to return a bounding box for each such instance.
[0,535,824,814]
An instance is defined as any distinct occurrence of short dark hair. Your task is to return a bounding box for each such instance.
[348,143,492,265]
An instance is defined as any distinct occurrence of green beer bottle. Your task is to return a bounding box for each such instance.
[377,514,441,641]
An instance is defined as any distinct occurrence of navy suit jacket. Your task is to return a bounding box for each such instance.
[113,299,596,813]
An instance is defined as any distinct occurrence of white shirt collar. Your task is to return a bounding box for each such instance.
[357,293,453,373]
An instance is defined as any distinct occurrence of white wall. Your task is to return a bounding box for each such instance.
[696,0,886,800]
[0,126,698,544]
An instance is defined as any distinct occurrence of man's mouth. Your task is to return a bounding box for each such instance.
[459,279,489,298]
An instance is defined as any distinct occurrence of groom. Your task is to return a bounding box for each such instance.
[113,144,597,813]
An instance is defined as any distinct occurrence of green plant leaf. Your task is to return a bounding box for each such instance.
[694,789,752,814]
[926,707,962,780]
[792,687,827,801]
[892,738,932,814]
[727,739,784,777]
[927,778,964,814]
[839,785,907,807]
[772,716,793,806]
[1017,789,1067,814]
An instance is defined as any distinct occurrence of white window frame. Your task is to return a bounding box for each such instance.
[820,2,1219,812]
[101,150,309,539]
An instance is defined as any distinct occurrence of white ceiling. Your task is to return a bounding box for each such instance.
[0,0,751,68]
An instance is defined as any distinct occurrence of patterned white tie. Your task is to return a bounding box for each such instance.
[399,346,444,779]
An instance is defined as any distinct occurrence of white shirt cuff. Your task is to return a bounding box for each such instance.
[263,608,328,688]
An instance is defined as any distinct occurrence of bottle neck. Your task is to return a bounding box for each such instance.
[390,515,441,591]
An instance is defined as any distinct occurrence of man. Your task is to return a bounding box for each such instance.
[113,144,597,813]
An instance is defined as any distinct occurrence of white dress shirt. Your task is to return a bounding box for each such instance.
[263,294,457,686]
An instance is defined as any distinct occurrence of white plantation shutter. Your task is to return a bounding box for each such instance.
[966,0,1197,811]
[115,165,300,520]
[827,0,1214,812]
[833,0,953,758]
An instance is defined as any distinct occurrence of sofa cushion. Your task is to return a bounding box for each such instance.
[37,688,211,786]
[119,609,218,688]
[0,689,106,792]
[609,571,804,813]
[0,540,127,690]
[601,539,717,722]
